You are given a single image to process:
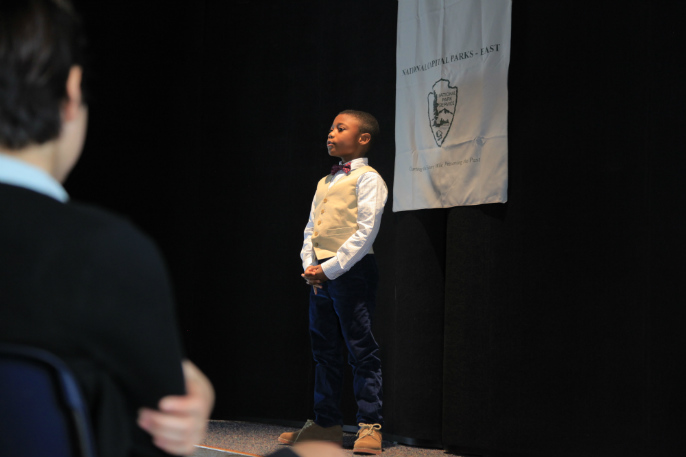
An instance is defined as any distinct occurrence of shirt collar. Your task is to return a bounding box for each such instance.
[340,157,368,171]
[0,153,69,202]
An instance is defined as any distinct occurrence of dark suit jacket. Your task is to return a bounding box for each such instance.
[0,183,186,457]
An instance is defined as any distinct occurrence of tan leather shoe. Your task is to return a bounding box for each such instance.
[353,423,382,454]
[278,420,343,445]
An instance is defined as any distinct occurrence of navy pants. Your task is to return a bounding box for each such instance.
[309,254,383,427]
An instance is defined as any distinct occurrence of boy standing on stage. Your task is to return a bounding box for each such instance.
[278,110,388,455]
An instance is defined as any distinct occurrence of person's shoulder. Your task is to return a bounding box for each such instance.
[64,201,161,259]
[66,200,133,229]
[0,184,146,245]
[357,165,385,181]
[355,167,388,196]
[360,165,381,174]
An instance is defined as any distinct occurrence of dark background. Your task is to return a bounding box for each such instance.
[67,1,685,456]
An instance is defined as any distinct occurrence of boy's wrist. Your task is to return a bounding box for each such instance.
[320,258,343,281]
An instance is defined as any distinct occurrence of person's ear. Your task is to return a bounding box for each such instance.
[359,133,371,145]
[63,66,83,122]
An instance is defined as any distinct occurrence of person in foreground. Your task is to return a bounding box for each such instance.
[0,1,213,456]
[278,110,388,455]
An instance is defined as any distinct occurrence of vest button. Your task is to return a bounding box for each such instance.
[321,209,325,214]
[314,242,319,247]
[323,198,328,203]
[317,220,322,225]
[314,232,319,236]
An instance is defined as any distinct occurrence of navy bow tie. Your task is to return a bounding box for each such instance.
[331,163,351,175]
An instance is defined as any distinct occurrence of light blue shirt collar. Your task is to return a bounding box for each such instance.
[0,153,69,202]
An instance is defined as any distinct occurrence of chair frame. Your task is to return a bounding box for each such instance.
[0,342,97,457]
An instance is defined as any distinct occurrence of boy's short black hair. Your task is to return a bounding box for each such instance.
[0,0,85,150]
[339,109,380,150]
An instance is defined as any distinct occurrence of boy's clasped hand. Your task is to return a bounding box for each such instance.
[302,265,327,295]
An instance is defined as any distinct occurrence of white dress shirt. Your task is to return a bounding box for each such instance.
[301,157,388,280]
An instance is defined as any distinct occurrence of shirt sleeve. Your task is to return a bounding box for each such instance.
[320,171,388,280]
[300,195,317,270]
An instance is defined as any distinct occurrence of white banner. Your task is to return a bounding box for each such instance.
[393,0,511,212]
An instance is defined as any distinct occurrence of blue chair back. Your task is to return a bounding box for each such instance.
[0,343,97,457]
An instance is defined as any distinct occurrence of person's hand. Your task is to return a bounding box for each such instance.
[302,265,328,295]
[138,360,215,455]
[303,265,328,282]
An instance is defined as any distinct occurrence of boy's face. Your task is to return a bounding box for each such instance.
[327,113,369,163]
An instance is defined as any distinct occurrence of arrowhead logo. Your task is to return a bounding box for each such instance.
[427,79,458,147]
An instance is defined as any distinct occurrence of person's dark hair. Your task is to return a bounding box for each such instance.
[0,0,85,150]
[339,109,380,150]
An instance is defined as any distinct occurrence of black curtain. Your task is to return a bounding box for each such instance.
[68,1,684,456]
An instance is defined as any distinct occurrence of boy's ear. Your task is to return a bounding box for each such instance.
[358,132,371,145]
[62,65,83,122]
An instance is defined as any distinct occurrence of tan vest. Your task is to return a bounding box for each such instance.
[311,166,378,260]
